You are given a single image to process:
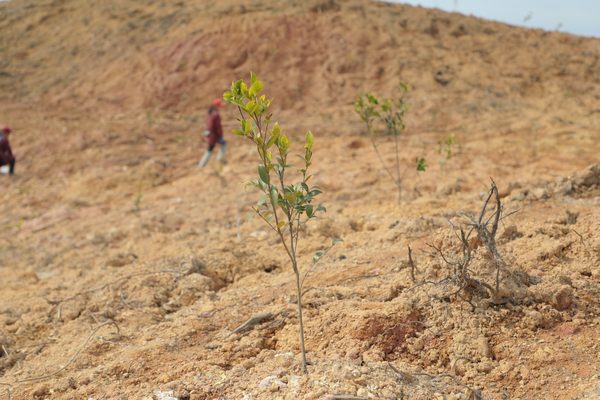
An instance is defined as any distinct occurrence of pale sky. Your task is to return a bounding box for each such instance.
[390,0,600,38]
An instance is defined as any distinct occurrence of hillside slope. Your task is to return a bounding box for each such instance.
[0,0,599,399]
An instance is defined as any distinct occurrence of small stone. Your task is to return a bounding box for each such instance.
[476,336,492,359]
[174,389,190,400]
[523,310,544,329]
[153,390,177,400]
[531,187,548,199]
[556,180,573,196]
[258,375,286,390]
[552,286,573,311]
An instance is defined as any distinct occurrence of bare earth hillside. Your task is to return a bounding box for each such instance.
[1,0,599,399]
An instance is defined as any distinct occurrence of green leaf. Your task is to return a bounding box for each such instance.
[277,220,286,229]
[245,100,256,114]
[260,210,273,221]
[382,99,392,112]
[266,124,281,148]
[249,79,263,97]
[258,179,267,191]
[258,165,270,184]
[367,93,379,105]
[306,204,314,218]
[241,119,251,134]
[284,191,297,203]
[270,186,279,205]
[312,250,325,263]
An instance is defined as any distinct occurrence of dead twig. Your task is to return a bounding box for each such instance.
[464,179,505,294]
[403,277,452,293]
[427,180,523,306]
[0,383,12,400]
[14,321,120,384]
[227,312,274,338]
[571,229,587,247]
[300,239,341,295]
[0,321,119,399]
[407,245,416,283]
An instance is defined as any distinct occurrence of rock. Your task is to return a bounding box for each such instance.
[556,180,573,196]
[407,336,424,354]
[477,360,495,373]
[250,230,268,240]
[476,336,492,359]
[531,187,548,200]
[274,352,294,368]
[362,348,385,362]
[574,164,600,188]
[31,385,50,399]
[106,252,137,267]
[509,190,527,201]
[500,224,523,242]
[434,68,452,86]
[451,357,468,376]
[523,310,544,329]
[258,375,287,390]
[153,390,177,400]
[551,286,573,311]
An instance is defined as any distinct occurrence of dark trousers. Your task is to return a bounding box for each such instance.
[208,136,226,152]
[1,158,15,175]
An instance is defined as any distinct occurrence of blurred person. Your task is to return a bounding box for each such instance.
[0,127,15,176]
[198,99,226,168]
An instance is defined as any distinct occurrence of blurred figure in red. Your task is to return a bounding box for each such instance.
[0,127,15,176]
[198,99,226,168]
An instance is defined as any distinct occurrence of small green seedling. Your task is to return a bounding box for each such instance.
[224,73,325,373]
[416,157,427,172]
[132,181,144,213]
[438,133,457,171]
[355,84,425,201]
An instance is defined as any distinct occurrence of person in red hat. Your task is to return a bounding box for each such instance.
[0,127,15,176]
[198,99,226,168]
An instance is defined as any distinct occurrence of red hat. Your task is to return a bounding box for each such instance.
[2,127,11,133]
[212,98,224,107]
